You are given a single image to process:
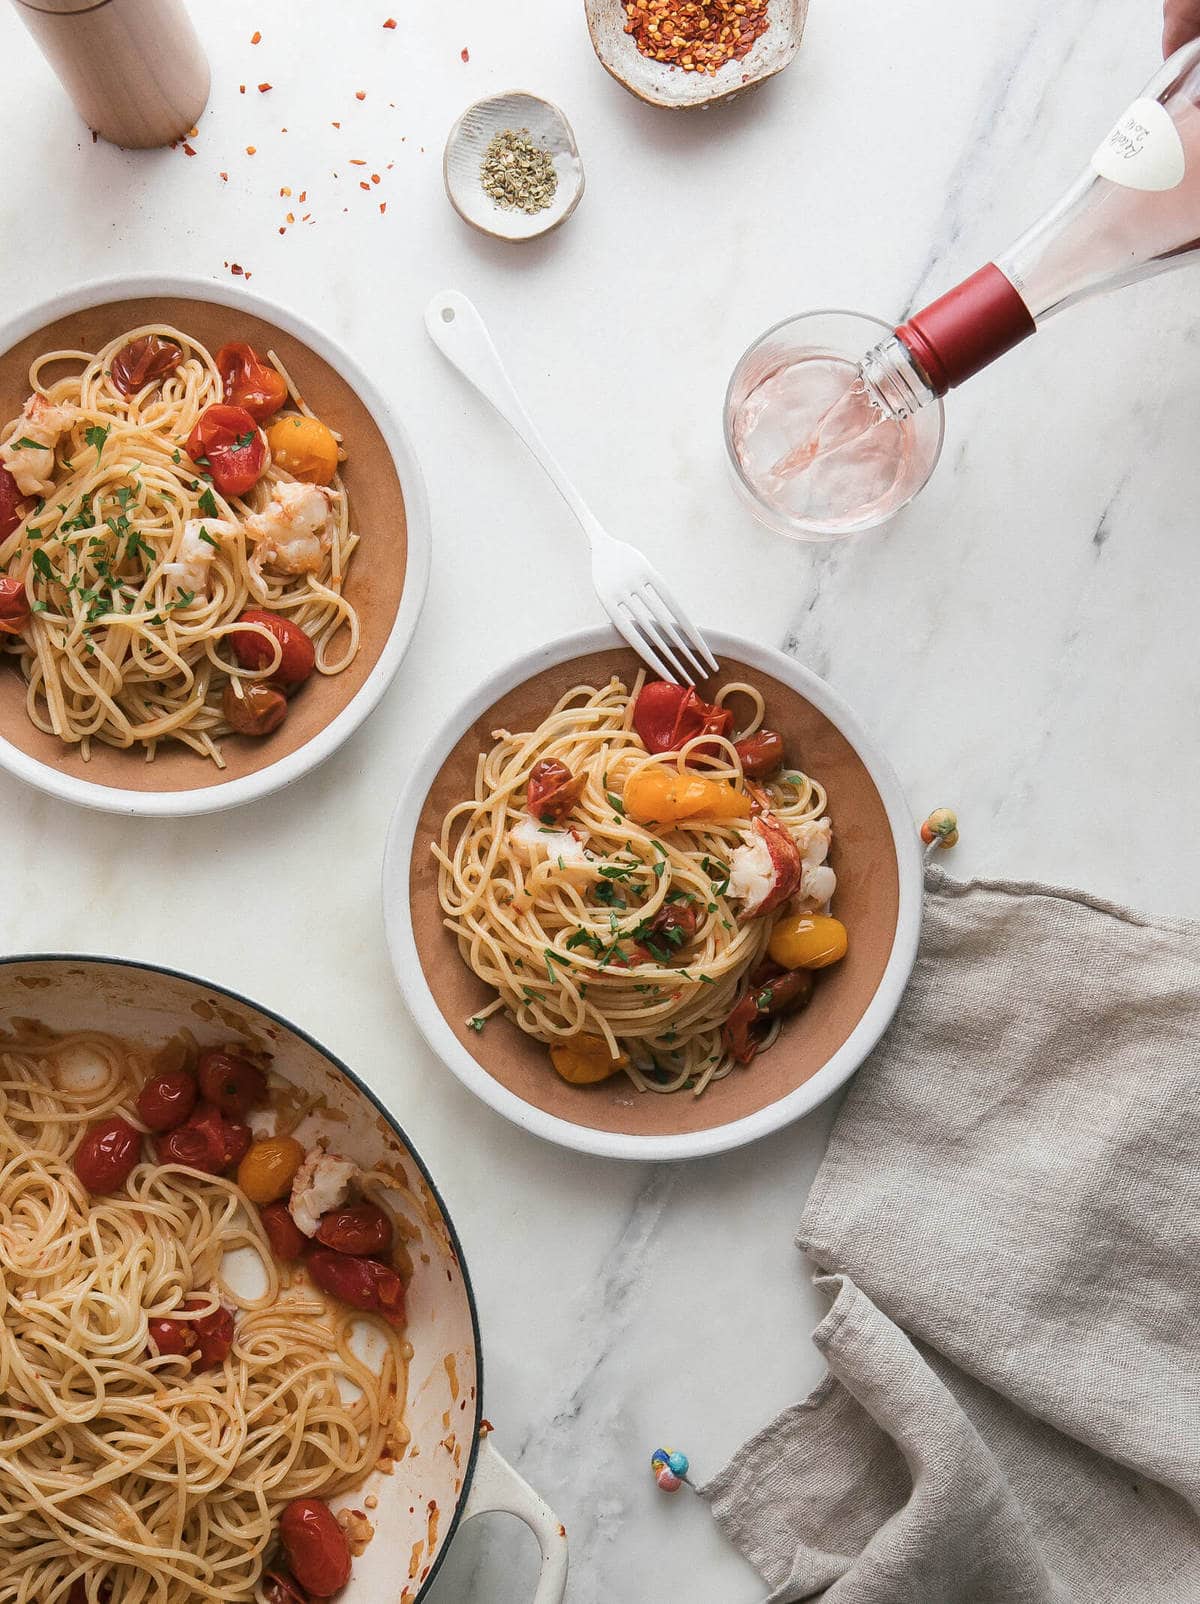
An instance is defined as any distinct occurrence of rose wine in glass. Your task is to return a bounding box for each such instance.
[730,39,1200,537]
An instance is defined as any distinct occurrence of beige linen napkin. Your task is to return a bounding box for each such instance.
[701,870,1200,1603]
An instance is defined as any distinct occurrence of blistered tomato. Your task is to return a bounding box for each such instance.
[216,341,288,422]
[136,1067,198,1132]
[307,1247,406,1327]
[110,334,182,398]
[222,680,288,737]
[315,1202,393,1258]
[197,1048,268,1117]
[549,1033,628,1085]
[622,768,750,826]
[767,913,848,971]
[266,414,339,485]
[632,681,733,755]
[156,1102,250,1175]
[73,1117,142,1194]
[238,1136,306,1205]
[0,574,31,636]
[260,1199,306,1261]
[734,729,786,778]
[279,1498,352,1597]
[186,404,266,498]
[526,758,585,824]
[228,610,316,688]
[0,467,26,540]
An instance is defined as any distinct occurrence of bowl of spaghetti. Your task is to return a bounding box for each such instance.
[0,954,567,1604]
[383,627,924,1161]
[0,276,429,814]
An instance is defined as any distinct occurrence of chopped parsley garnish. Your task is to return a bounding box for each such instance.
[197,527,220,548]
[197,488,219,519]
[11,436,47,451]
[170,589,196,610]
[31,549,58,582]
[234,430,258,450]
[171,448,182,465]
[606,791,624,816]
[467,1016,487,1033]
[595,881,626,910]
[701,855,730,895]
[84,424,110,466]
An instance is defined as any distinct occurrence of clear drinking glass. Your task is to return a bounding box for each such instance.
[724,309,945,541]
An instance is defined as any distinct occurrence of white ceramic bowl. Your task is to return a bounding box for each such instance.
[382,626,924,1162]
[0,274,431,817]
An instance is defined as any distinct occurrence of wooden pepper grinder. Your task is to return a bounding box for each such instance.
[11,0,210,149]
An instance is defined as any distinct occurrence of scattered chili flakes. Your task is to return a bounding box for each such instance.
[258,82,272,93]
[383,16,396,27]
[219,170,229,181]
[239,84,246,94]
[299,190,307,202]
[623,0,769,72]
[280,185,292,197]
[359,181,370,191]
[331,121,341,129]
[349,158,367,166]
[278,226,286,235]
[251,29,262,43]
[182,142,197,156]
[245,145,257,155]
[91,129,98,143]
[229,263,245,276]
[371,172,381,183]
[379,201,387,214]
[355,90,367,101]
[460,46,470,62]
[286,211,295,222]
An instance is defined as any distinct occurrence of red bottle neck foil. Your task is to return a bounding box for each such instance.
[895,264,1036,395]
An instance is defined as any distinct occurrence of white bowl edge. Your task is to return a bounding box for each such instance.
[381,624,924,1163]
[0,272,432,818]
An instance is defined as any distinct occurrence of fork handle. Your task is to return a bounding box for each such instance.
[425,291,605,545]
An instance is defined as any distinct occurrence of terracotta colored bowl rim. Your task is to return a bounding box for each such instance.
[382,625,924,1162]
[0,274,430,817]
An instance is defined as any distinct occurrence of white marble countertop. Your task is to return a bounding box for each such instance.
[2,0,1196,1598]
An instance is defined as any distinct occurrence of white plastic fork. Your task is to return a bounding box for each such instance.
[424,290,719,687]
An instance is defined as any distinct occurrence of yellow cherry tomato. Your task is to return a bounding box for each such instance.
[237,1135,306,1204]
[549,1033,629,1085]
[767,913,849,971]
[623,768,751,827]
[266,414,339,485]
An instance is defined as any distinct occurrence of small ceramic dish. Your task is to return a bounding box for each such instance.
[382,626,924,1162]
[584,0,807,109]
[0,275,430,817]
[0,955,568,1603]
[443,92,584,241]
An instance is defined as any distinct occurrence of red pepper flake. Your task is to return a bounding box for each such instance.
[219,171,229,181]
[182,142,197,156]
[239,84,246,94]
[286,211,295,223]
[91,129,99,143]
[299,190,307,202]
[278,226,286,235]
[370,172,381,183]
[379,201,387,214]
[332,120,341,129]
[302,213,312,222]
[461,46,469,62]
[383,16,396,26]
[230,263,245,276]
[251,29,262,43]
[280,186,291,197]
[358,180,370,191]
[245,145,257,155]
[355,90,367,101]
[258,82,272,93]
[349,158,367,166]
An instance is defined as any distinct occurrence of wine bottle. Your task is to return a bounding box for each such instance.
[863,39,1200,418]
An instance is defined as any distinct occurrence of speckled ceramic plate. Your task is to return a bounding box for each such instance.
[0,275,430,816]
[0,956,567,1604]
[383,625,924,1162]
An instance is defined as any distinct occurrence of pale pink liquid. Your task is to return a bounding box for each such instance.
[730,353,928,531]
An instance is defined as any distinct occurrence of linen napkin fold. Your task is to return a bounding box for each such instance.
[701,870,1200,1603]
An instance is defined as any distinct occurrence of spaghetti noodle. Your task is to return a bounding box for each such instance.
[435,673,840,1096]
[0,324,360,765]
[0,1029,407,1603]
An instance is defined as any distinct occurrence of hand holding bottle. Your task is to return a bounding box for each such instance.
[1164,0,1200,55]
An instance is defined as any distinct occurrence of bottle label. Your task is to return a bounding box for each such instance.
[1092,97,1185,190]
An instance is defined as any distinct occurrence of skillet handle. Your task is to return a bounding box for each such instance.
[459,1434,569,1604]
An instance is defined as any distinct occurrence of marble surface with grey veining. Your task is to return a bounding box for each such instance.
[1,0,1195,1598]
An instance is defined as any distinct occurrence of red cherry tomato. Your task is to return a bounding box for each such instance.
[261,1199,307,1262]
[215,341,288,422]
[0,574,31,637]
[110,334,182,398]
[196,1048,268,1117]
[307,1247,406,1327]
[0,466,27,541]
[190,1300,235,1370]
[279,1498,352,1597]
[229,609,316,688]
[73,1116,142,1195]
[156,1102,249,1175]
[136,1067,198,1132]
[631,902,698,964]
[264,1569,311,1604]
[148,1315,199,1359]
[632,681,733,756]
[315,1203,393,1259]
[734,728,786,778]
[185,404,266,498]
[526,758,586,824]
[721,963,815,1064]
